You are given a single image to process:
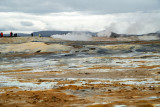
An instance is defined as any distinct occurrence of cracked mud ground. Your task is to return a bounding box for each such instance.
[0,38,160,107]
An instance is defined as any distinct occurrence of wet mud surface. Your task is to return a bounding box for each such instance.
[0,39,160,107]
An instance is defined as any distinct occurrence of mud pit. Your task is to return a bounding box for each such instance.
[0,38,160,107]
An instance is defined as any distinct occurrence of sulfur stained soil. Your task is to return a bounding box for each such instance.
[0,38,160,107]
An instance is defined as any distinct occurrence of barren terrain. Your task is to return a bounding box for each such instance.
[0,37,160,107]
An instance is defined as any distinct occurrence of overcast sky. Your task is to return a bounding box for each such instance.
[0,0,160,34]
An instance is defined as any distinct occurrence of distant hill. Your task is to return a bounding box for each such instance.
[2,31,96,37]
[33,31,72,37]
[2,30,160,38]
[110,32,160,38]
[32,31,97,37]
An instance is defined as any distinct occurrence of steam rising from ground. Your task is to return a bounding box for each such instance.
[98,12,160,37]
[51,32,92,41]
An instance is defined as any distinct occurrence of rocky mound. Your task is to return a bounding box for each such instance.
[0,37,61,44]
[1,42,73,54]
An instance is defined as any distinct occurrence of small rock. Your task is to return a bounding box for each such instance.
[108,89,112,92]
[52,96,61,102]
[36,50,41,53]
[81,89,86,92]
[132,87,138,90]
[91,87,94,90]
[85,73,90,75]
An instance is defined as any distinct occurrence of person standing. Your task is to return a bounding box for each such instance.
[1,32,3,37]
[39,34,41,37]
[14,33,17,37]
[31,33,33,37]
[10,32,13,37]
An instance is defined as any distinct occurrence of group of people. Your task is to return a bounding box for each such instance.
[0,32,41,37]
[0,32,17,37]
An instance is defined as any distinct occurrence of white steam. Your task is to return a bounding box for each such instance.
[98,12,160,37]
[51,32,92,41]
[97,24,117,37]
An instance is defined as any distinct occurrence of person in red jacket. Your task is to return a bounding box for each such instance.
[1,32,3,37]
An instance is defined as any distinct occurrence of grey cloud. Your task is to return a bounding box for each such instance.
[0,28,8,31]
[0,12,160,34]
[0,0,72,14]
[61,0,160,13]
[0,25,16,31]
[21,21,33,26]
[0,0,160,14]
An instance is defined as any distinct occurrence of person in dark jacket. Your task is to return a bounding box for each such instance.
[14,33,17,37]
[31,33,33,37]
[10,32,13,37]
